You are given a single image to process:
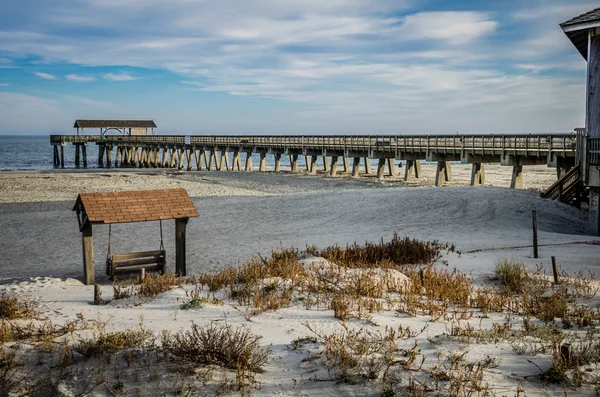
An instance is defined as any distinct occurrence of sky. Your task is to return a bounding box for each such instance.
[0,0,596,135]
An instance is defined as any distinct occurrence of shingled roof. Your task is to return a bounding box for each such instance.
[74,120,157,129]
[73,188,198,229]
[561,7,600,60]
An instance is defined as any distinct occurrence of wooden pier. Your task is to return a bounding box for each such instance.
[50,133,577,189]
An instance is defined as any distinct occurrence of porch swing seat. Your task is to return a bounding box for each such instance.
[107,249,166,281]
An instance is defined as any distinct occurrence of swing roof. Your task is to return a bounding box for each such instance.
[73,188,199,230]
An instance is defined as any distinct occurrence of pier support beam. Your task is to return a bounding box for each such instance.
[82,144,87,168]
[471,163,485,186]
[377,158,386,179]
[259,152,267,172]
[305,155,311,171]
[207,151,215,170]
[290,154,298,172]
[245,152,253,171]
[75,144,81,168]
[323,156,330,173]
[404,160,421,181]
[233,151,242,171]
[435,161,452,187]
[363,157,371,174]
[219,151,227,171]
[274,154,282,172]
[510,165,523,189]
[161,148,168,168]
[330,156,339,176]
[178,149,185,170]
[343,157,349,173]
[352,157,361,177]
[60,144,65,168]
[106,146,112,169]
[53,145,60,167]
[387,158,396,177]
[98,144,105,167]
[186,148,193,171]
[309,156,318,174]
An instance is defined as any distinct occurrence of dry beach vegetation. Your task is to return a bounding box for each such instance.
[2,235,600,396]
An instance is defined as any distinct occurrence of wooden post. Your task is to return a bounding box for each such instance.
[75,144,80,168]
[363,157,371,174]
[322,155,329,172]
[178,149,185,170]
[377,158,386,179]
[560,343,572,366]
[81,223,94,285]
[219,151,227,171]
[82,144,87,168]
[290,154,298,172]
[140,268,146,280]
[106,146,112,169]
[245,152,253,171]
[98,144,105,167]
[233,151,241,171]
[352,157,360,177]
[305,155,311,171]
[471,162,485,186]
[330,156,338,176]
[223,151,231,170]
[259,152,267,172]
[274,153,281,172]
[309,156,318,174]
[510,165,523,189]
[551,256,559,285]
[60,144,65,168]
[343,157,349,173]
[53,145,59,166]
[186,148,192,171]
[175,218,189,277]
[532,210,538,259]
[387,158,396,177]
[94,284,101,305]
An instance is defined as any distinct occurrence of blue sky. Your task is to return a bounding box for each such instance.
[0,0,595,135]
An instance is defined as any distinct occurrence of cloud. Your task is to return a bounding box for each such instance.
[0,83,9,87]
[34,72,57,80]
[66,74,95,82]
[398,12,498,44]
[0,0,592,133]
[103,73,138,81]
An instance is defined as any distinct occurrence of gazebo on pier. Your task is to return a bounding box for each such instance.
[74,119,157,136]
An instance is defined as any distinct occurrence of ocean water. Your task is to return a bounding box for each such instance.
[0,135,106,171]
[0,135,402,171]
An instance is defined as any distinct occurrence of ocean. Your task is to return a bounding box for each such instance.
[0,135,400,171]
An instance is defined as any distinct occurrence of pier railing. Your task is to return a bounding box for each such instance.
[588,138,600,165]
[50,134,577,155]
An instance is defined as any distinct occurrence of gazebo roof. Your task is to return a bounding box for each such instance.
[73,188,199,230]
[74,120,157,129]
[561,7,600,60]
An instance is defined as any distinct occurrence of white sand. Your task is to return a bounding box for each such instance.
[1,168,599,396]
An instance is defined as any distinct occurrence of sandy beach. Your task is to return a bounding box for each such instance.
[1,167,600,396]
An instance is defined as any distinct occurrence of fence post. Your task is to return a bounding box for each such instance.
[532,210,538,259]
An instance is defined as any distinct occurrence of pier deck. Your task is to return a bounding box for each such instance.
[50,134,578,189]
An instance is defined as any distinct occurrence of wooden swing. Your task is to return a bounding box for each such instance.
[105,221,166,281]
[73,188,199,285]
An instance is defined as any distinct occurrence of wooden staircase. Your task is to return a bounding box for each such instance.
[540,164,583,205]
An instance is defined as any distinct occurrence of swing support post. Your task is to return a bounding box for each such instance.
[82,223,94,285]
[175,217,189,277]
